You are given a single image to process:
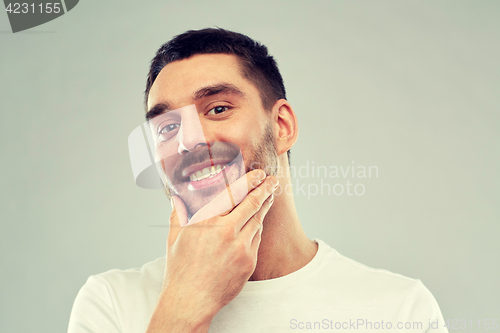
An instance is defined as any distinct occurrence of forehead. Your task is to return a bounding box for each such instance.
[147,53,254,110]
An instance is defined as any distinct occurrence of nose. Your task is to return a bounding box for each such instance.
[177,109,207,155]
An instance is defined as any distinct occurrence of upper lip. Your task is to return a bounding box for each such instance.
[181,158,233,179]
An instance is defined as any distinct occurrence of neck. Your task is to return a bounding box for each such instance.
[249,175,317,281]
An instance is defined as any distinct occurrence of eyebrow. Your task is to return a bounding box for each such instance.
[145,103,170,122]
[194,83,245,100]
[145,83,245,121]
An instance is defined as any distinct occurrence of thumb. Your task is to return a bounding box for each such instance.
[168,196,187,247]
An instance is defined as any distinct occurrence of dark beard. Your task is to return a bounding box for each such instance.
[245,122,279,176]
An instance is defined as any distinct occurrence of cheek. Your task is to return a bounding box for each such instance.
[203,115,264,154]
[219,131,256,155]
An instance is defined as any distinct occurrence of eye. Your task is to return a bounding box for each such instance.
[207,106,229,115]
[159,123,180,134]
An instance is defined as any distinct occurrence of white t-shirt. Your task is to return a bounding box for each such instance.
[68,239,448,332]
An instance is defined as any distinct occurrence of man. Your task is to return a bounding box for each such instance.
[69,28,448,332]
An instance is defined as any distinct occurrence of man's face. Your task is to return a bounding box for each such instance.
[147,54,278,217]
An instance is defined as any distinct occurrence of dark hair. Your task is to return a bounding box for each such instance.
[145,28,290,163]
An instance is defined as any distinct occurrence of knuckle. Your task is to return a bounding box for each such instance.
[250,216,262,229]
[231,243,255,273]
[236,241,247,254]
[252,186,262,196]
[250,178,260,188]
[247,195,261,210]
[249,213,264,228]
[234,241,249,257]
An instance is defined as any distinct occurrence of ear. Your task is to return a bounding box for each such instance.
[272,99,298,156]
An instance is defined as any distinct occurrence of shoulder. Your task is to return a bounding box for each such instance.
[68,257,165,332]
[308,240,446,327]
[315,239,418,286]
[91,256,165,293]
[314,239,441,311]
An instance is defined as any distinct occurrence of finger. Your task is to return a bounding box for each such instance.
[251,222,263,254]
[167,196,187,247]
[250,193,274,253]
[241,192,274,249]
[231,176,278,232]
[219,169,268,216]
[188,169,267,225]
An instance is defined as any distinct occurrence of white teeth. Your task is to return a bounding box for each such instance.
[189,164,227,182]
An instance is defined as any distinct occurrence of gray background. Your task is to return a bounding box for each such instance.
[1,1,499,332]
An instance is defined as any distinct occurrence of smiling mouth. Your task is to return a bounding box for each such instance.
[169,142,242,187]
[188,163,229,182]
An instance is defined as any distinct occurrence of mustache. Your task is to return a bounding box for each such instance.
[169,142,241,184]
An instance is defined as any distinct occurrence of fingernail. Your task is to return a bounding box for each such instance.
[273,179,280,190]
[258,170,266,183]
